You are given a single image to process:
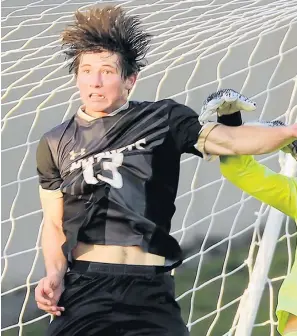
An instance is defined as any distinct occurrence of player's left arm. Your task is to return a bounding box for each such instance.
[199,123,297,156]
[169,100,295,157]
[220,155,297,220]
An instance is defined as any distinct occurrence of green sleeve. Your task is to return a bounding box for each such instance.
[220,155,297,220]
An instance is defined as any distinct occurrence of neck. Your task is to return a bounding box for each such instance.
[85,110,109,118]
[85,100,127,119]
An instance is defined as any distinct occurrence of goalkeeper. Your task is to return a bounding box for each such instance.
[200,91,297,336]
[35,5,297,336]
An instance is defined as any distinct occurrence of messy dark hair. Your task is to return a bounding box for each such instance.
[61,6,152,78]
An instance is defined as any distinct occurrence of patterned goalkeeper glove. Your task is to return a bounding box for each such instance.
[199,89,297,161]
[199,88,256,125]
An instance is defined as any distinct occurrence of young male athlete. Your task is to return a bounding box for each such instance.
[34,6,297,336]
[200,91,297,336]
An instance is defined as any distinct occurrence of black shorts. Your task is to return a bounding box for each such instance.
[47,261,189,336]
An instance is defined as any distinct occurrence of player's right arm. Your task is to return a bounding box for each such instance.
[40,192,67,279]
[220,155,297,220]
[35,135,67,315]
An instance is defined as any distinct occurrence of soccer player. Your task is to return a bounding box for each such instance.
[34,6,297,336]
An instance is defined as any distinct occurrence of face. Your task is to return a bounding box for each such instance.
[76,51,137,116]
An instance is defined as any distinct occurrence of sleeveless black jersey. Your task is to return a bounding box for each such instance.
[36,99,203,268]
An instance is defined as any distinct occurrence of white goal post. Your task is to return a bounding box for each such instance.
[2,0,297,335]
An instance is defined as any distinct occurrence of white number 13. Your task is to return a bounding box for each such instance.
[83,153,124,189]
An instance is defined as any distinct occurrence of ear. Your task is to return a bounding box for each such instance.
[125,73,137,90]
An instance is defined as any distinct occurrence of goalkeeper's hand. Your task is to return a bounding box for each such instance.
[199,88,256,124]
[199,88,297,160]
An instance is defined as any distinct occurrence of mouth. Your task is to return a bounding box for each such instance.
[89,93,105,99]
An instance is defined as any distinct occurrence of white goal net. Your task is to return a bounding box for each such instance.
[2,0,297,335]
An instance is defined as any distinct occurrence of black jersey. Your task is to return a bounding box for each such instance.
[36,99,203,268]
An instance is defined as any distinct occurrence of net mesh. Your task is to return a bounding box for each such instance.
[2,0,297,335]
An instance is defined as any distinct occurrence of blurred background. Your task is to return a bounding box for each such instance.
[2,0,297,335]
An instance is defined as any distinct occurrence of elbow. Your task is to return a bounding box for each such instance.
[41,218,65,247]
[43,216,63,231]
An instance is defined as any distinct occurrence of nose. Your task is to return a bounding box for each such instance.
[89,73,103,88]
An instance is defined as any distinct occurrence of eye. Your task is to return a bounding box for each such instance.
[102,69,112,74]
[83,69,90,74]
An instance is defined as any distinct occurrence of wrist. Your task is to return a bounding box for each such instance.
[46,264,67,279]
[217,111,242,127]
[46,267,65,275]
[46,271,65,281]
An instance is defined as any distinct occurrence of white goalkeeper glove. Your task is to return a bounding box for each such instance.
[199,88,256,124]
[199,89,297,161]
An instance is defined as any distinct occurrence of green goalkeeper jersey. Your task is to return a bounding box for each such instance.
[220,155,297,335]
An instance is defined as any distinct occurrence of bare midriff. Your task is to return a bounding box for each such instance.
[72,242,165,266]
